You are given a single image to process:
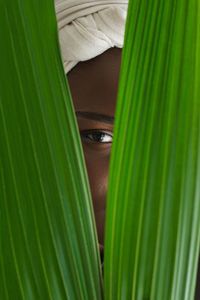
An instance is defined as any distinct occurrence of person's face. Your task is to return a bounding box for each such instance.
[67,48,122,247]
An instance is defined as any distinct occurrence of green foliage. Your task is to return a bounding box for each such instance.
[105,0,200,299]
[0,0,199,300]
[0,1,103,299]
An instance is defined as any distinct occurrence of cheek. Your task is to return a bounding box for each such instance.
[82,146,111,243]
[83,148,110,209]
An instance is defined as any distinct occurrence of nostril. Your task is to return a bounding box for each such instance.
[98,243,104,275]
[100,247,104,263]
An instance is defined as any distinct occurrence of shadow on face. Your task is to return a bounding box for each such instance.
[67,47,122,246]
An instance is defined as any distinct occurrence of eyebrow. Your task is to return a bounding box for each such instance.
[75,111,114,125]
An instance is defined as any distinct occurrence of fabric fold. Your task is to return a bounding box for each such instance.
[55,0,128,73]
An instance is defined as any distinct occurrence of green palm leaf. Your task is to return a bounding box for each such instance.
[104,0,200,299]
[0,1,103,299]
[1,0,199,299]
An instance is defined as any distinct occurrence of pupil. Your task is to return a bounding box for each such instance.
[91,132,104,142]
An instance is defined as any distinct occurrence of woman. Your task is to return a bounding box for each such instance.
[55,0,128,266]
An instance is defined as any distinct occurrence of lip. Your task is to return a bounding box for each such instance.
[98,243,104,273]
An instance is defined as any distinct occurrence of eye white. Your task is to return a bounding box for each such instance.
[101,133,112,142]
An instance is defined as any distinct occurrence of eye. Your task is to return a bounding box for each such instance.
[80,129,113,144]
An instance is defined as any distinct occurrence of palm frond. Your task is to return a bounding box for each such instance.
[104,0,200,299]
[0,1,103,299]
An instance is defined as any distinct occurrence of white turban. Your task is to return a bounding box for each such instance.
[55,0,128,73]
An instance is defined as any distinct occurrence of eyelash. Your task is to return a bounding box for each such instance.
[80,129,113,144]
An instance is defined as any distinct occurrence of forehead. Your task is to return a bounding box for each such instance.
[67,48,122,117]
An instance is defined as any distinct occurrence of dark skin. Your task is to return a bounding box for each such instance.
[67,47,122,248]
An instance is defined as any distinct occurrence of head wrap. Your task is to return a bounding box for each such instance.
[55,0,128,73]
